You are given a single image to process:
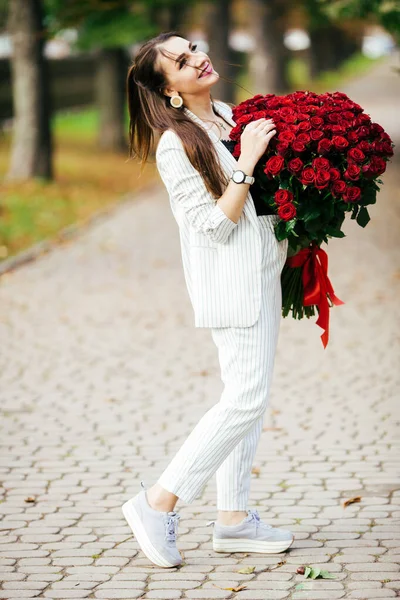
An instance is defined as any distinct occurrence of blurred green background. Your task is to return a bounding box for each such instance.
[0,0,398,260]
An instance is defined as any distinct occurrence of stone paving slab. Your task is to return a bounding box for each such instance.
[1,55,400,599]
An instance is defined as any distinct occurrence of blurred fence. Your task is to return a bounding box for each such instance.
[0,55,131,121]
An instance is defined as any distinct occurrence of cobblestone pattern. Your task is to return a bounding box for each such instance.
[0,56,399,599]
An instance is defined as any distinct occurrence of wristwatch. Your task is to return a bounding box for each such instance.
[231,169,255,185]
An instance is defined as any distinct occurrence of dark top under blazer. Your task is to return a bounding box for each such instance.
[220,139,274,216]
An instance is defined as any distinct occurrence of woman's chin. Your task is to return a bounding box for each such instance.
[201,71,220,87]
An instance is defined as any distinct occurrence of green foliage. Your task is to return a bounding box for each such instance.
[317,0,400,43]
[44,0,157,49]
[75,6,156,50]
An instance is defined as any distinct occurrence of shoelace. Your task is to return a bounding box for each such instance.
[165,512,181,542]
[140,480,181,543]
[206,508,273,533]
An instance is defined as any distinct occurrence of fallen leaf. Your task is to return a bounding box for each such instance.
[343,495,362,508]
[237,566,256,574]
[251,466,261,475]
[215,584,247,592]
[24,496,36,503]
[301,565,335,579]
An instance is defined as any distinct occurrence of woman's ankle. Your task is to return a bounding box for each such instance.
[217,510,248,526]
[146,483,178,512]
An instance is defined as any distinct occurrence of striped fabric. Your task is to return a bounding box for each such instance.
[157,215,288,508]
[156,100,267,328]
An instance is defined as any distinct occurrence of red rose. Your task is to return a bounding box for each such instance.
[297,132,311,145]
[331,124,346,135]
[329,168,341,181]
[278,202,297,221]
[347,132,359,144]
[310,129,324,141]
[315,169,331,190]
[300,167,315,186]
[264,155,285,177]
[237,114,253,125]
[287,158,304,175]
[368,156,386,176]
[316,140,331,156]
[232,142,241,158]
[327,112,341,124]
[278,130,295,144]
[274,189,294,205]
[280,107,297,123]
[370,123,384,135]
[292,140,306,153]
[298,120,312,131]
[347,148,366,163]
[344,163,361,181]
[276,142,290,156]
[310,116,324,128]
[332,136,349,150]
[343,186,361,202]
[312,157,330,171]
[331,180,346,197]
[380,141,394,156]
[356,126,370,139]
[358,141,371,154]
[297,112,310,121]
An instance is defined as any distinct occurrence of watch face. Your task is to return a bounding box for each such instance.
[232,170,245,183]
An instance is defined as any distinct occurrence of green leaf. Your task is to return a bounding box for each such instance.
[356,206,370,227]
[350,204,359,220]
[304,566,312,578]
[237,566,256,574]
[304,208,321,222]
[286,219,298,235]
[319,570,336,579]
[310,567,321,579]
[274,220,287,241]
[324,227,345,238]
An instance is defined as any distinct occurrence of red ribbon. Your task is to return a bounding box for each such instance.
[286,242,345,348]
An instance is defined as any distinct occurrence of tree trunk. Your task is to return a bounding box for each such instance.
[6,0,53,181]
[248,0,291,95]
[205,0,236,104]
[309,24,362,78]
[96,47,127,152]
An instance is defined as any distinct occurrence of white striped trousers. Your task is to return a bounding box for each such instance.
[157,215,288,510]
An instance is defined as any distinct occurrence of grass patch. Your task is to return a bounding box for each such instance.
[0,107,158,260]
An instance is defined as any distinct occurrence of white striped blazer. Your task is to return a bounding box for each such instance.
[156,99,270,328]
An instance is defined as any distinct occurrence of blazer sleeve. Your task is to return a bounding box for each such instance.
[156,130,238,245]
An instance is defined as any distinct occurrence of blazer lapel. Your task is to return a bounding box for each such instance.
[183,101,261,239]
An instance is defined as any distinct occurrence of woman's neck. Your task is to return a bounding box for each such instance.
[184,95,215,121]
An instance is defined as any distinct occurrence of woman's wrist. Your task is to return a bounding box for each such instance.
[236,156,256,177]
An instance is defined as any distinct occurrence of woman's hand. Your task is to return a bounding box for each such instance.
[239,118,276,167]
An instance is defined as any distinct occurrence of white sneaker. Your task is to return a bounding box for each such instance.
[121,481,183,568]
[207,508,295,554]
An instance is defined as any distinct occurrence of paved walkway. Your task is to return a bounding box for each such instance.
[1,54,399,599]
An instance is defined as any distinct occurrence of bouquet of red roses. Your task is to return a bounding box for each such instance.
[229,91,394,348]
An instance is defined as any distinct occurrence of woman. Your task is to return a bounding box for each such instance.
[122,31,294,568]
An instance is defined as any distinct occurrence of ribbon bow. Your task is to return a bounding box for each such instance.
[286,242,345,348]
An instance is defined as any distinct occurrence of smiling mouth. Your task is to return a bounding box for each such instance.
[198,62,213,78]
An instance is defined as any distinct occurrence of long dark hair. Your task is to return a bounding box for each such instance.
[126,31,230,198]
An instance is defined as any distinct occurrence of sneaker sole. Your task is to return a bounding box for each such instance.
[121,498,181,568]
[213,535,295,554]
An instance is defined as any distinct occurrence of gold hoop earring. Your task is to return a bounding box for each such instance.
[170,95,183,108]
